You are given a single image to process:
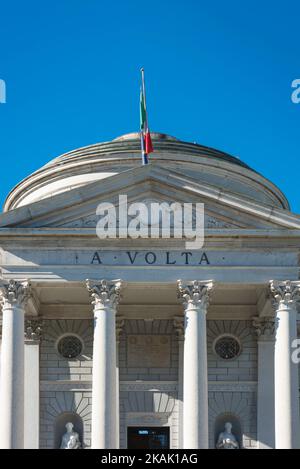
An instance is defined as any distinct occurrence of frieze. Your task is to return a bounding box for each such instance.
[2,249,297,268]
[208,382,257,392]
[60,214,235,229]
[40,381,92,392]
[120,382,178,392]
[40,381,256,393]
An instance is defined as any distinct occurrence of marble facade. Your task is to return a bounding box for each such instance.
[0,132,300,449]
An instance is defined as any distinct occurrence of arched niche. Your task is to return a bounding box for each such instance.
[54,412,83,449]
[214,413,242,449]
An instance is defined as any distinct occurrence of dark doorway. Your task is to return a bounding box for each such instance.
[127,427,170,449]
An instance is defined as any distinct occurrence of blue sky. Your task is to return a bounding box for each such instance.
[0,0,299,211]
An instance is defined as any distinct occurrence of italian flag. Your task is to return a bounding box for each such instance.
[140,70,153,164]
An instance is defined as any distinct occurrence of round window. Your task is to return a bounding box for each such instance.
[57,335,83,359]
[214,336,241,360]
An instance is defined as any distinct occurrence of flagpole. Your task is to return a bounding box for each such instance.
[140,120,147,165]
[140,67,153,165]
[141,68,148,131]
[140,70,148,165]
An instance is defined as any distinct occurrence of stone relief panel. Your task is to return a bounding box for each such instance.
[57,199,239,229]
[119,319,178,382]
[59,214,99,228]
[127,335,171,368]
[205,215,237,229]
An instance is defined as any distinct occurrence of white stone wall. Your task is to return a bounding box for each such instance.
[207,320,258,448]
[40,389,92,448]
[39,319,93,448]
[119,319,179,381]
[207,320,258,382]
[120,385,179,449]
[38,318,258,449]
[208,387,257,448]
[119,319,179,448]
[40,320,93,382]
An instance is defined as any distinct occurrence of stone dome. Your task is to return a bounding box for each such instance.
[3,132,289,211]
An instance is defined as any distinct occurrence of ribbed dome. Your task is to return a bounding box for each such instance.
[43,132,250,170]
[3,132,289,212]
[113,132,179,142]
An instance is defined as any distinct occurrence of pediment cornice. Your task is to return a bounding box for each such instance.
[0,165,299,230]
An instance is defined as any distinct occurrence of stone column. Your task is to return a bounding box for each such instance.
[24,319,43,449]
[173,315,185,449]
[0,280,31,449]
[270,280,300,449]
[116,316,124,449]
[0,334,1,382]
[86,279,121,449]
[177,280,213,449]
[253,316,275,449]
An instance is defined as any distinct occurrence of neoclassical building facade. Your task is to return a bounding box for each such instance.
[0,132,299,449]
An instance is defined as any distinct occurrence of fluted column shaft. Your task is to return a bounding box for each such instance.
[174,316,185,448]
[87,279,121,449]
[270,280,300,449]
[116,316,124,449]
[24,320,43,449]
[253,317,275,449]
[0,280,31,449]
[178,280,213,449]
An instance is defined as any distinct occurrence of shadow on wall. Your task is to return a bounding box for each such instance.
[214,413,242,449]
[54,412,84,449]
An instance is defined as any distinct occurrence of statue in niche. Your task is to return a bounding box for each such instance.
[60,422,81,449]
[216,422,239,449]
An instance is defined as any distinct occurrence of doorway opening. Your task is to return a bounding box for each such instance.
[127,426,170,449]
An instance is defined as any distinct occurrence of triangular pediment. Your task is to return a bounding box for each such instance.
[0,165,299,231]
[56,192,240,229]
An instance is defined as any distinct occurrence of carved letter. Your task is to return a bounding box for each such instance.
[91,252,102,264]
[145,252,157,265]
[166,251,176,265]
[199,252,210,265]
[126,251,138,264]
[181,251,192,265]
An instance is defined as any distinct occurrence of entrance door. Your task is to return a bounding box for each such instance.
[127,427,170,449]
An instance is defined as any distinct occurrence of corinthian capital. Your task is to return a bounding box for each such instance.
[0,279,31,309]
[24,319,43,342]
[269,280,300,308]
[86,279,121,309]
[177,280,213,310]
[252,316,276,341]
[173,315,185,341]
[116,315,125,342]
